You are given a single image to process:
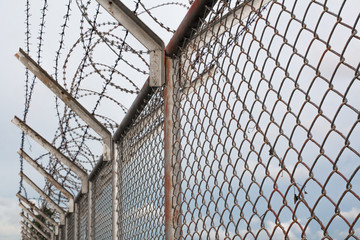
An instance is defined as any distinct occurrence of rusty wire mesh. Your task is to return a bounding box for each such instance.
[171,0,360,239]
[116,89,165,239]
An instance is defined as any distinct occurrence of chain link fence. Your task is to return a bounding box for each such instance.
[77,194,88,240]
[21,0,360,239]
[116,89,165,239]
[91,161,113,239]
[170,0,360,239]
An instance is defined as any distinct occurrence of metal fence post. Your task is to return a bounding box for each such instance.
[164,57,182,239]
[21,221,41,240]
[112,148,119,239]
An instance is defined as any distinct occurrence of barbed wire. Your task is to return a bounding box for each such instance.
[20,0,192,209]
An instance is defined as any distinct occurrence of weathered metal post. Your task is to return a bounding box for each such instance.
[21,213,50,240]
[20,172,66,225]
[12,116,89,194]
[18,149,75,212]
[164,57,178,240]
[17,193,59,235]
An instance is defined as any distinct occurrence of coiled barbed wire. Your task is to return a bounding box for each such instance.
[20,0,192,208]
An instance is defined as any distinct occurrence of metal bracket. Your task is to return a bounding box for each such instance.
[17,193,59,235]
[18,149,75,212]
[96,0,165,86]
[21,222,41,240]
[15,49,113,161]
[19,202,55,239]
[20,172,66,225]
[20,213,51,240]
[12,116,89,193]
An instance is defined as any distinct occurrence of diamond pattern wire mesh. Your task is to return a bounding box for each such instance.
[77,194,88,240]
[92,161,113,239]
[171,0,360,239]
[60,225,66,240]
[66,213,75,240]
[116,89,165,239]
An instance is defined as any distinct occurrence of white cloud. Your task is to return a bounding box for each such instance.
[0,196,21,240]
[341,207,360,221]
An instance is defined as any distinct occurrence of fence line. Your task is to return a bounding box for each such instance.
[17,0,360,239]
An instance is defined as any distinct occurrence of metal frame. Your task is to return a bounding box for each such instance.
[96,0,165,87]
[18,149,75,212]
[21,213,50,240]
[12,116,89,193]
[20,172,66,225]
[15,49,113,161]
[17,193,59,235]
[21,222,41,240]
[19,202,55,238]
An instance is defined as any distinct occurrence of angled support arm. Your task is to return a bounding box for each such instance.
[21,223,41,240]
[18,149,75,212]
[96,0,165,86]
[12,116,89,193]
[20,172,66,225]
[21,213,50,240]
[15,49,113,161]
[17,193,59,235]
[19,202,54,237]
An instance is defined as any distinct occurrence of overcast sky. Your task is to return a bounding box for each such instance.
[0,2,27,239]
[1,1,359,240]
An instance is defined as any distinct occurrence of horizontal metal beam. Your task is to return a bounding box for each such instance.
[21,213,50,240]
[96,0,165,86]
[17,193,59,235]
[18,149,74,212]
[20,172,66,225]
[15,49,113,161]
[19,202,54,236]
[12,116,89,193]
